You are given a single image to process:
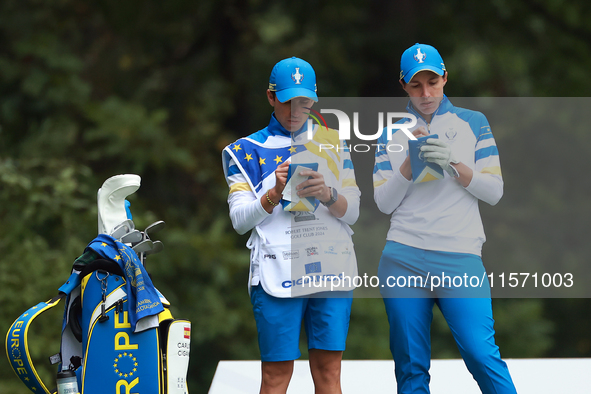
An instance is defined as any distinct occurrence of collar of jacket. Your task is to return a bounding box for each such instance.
[267,113,308,138]
[406,95,452,123]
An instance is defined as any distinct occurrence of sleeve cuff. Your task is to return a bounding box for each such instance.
[396,167,413,185]
[464,170,503,206]
[256,195,273,217]
[464,169,482,192]
[338,193,360,226]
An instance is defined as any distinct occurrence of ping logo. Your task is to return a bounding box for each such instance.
[263,254,276,259]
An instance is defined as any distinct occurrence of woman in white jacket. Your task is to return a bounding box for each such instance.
[373,43,517,394]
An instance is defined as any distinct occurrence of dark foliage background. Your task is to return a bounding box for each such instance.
[1,0,590,392]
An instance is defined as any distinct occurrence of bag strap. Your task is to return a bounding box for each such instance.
[5,271,81,394]
[5,293,64,394]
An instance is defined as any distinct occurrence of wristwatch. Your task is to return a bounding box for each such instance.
[449,158,460,178]
[321,187,338,207]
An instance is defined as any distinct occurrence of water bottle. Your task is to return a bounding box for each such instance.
[56,369,79,394]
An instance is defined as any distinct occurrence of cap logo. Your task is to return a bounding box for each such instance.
[291,67,304,84]
[414,48,426,63]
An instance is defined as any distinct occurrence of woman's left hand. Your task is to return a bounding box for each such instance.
[296,170,331,203]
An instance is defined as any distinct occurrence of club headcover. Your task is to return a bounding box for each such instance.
[97,174,141,235]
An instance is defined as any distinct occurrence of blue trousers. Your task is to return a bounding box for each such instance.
[379,241,517,394]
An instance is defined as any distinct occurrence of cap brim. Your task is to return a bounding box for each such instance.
[402,66,444,83]
[276,88,318,103]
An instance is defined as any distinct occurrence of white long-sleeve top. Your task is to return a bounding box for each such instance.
[373,97,503,256]
[223,115,361,296]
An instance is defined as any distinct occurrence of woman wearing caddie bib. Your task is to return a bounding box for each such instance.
[222,57,360,394]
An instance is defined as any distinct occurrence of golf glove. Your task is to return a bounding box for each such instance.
[420,139,460,178]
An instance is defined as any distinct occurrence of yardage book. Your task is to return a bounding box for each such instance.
[281,162,319,212]
[408,134,444,183]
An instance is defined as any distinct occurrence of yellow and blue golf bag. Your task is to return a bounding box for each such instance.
[6,174,191,394]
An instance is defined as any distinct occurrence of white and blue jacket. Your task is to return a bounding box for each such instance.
[373,96,503,256]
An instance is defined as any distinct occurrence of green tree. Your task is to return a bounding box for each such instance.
[2,1,591,393]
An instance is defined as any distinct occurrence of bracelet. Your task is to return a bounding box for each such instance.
[266,190,279,207]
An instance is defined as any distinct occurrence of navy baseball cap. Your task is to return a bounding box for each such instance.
[268,57,318,103]
[400,43,446,83]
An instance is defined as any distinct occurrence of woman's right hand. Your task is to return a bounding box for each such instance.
[412,127,429,138]
[272,161,290,196]
[400,127,429,180]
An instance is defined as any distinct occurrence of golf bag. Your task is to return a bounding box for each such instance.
[6,174,191,394]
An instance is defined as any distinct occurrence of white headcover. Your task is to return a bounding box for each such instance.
[97,174,141,235]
